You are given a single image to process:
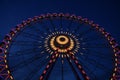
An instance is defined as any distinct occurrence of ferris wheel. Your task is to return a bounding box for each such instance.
[0,13,120,80]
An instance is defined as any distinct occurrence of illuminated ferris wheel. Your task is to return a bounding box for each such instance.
[0,13,120,80]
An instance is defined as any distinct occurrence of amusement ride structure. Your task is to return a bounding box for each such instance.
[0,13,120,80]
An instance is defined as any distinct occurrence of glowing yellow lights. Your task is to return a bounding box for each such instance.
[56,35,69,45]
[44,31,80,57]
[50,36,75,53]
[5,65,8,68]
[10,76,13,79]
[7,70,10,74]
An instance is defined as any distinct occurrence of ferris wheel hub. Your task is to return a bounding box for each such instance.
[45,32,80,54]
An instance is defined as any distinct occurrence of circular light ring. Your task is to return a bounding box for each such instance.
[56,35,69,45]
[50,36,74,53]
[0,13,119,80]
[45,31,79,54]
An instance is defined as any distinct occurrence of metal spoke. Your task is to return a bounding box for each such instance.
[80,49,113,61]
[77,28,93,38]
[39,20,52,33]
[12,40,42,46]
[80,43,111,48]
[68,52,90,80]
[24,58,50,80]
[21,32,42,41]
[40,52,59,80]
[9,47,42,57]
[66,56,81,80]
[10,52,48,72]
[78,54,112,72]
[76,58,97,80]
[28,25,47,36]
[67,20,73,31]
[60,17,63,30]
[80,35,104,43]
[49,18,57,31]
[61,57,64,80]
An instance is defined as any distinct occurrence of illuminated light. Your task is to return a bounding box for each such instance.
[86,76,90,80]
[7,41,10,44]
[112,73,115,77]
[78,65,82,69]
[114,68,117,71]
[45,32,80,58]
[50,36,75,53]
[46,65,50,69]
[49,60,52,63]
[40,76,43,80]
[50,52,53,55]
[64,55,66,57]
[52,55,55,59]
[75,60,78,64]
[10,76,13,79]
[4,60,7,63]
[56,54,58,57]
[115,63,118,66]
[115,59,118,62]
[67,54,69,57]
[43,70,46,74]
[4,50,7,53]
[53,59,55,62]
[7,70,10,74]
[59,54,61,57]
[113,49,116,52]
[6,45,9,48]
[4,55,7,58]
[5,65,8,68]
[82,70,85,74]
[62,55,64,58]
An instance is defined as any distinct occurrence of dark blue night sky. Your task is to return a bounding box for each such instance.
[0,0,120,42]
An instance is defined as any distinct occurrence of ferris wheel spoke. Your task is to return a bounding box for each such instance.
[76,58,98,80]
[68,52,90,80]
[80,35,104,43]
[77,28,93,38]
[78,48,113,63]
[39,20,52,33]
[77,48,112,62]
[10,52,48,72]
[61,57,64,80]
[49,18,57,31]
[80,43,111,48]
[66,56,81,80]
[60,17,63,30]
[12,41,42,46]
[67,20,73,31]
[24,58,50,80]
[72,23,83,34]
[21,32,43,41]
[39,52,59,80]
[9,48,42,57]
[78,56,111,72]
[28,25,47,36]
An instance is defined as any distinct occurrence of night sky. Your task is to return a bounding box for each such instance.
[0,0,120,43]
